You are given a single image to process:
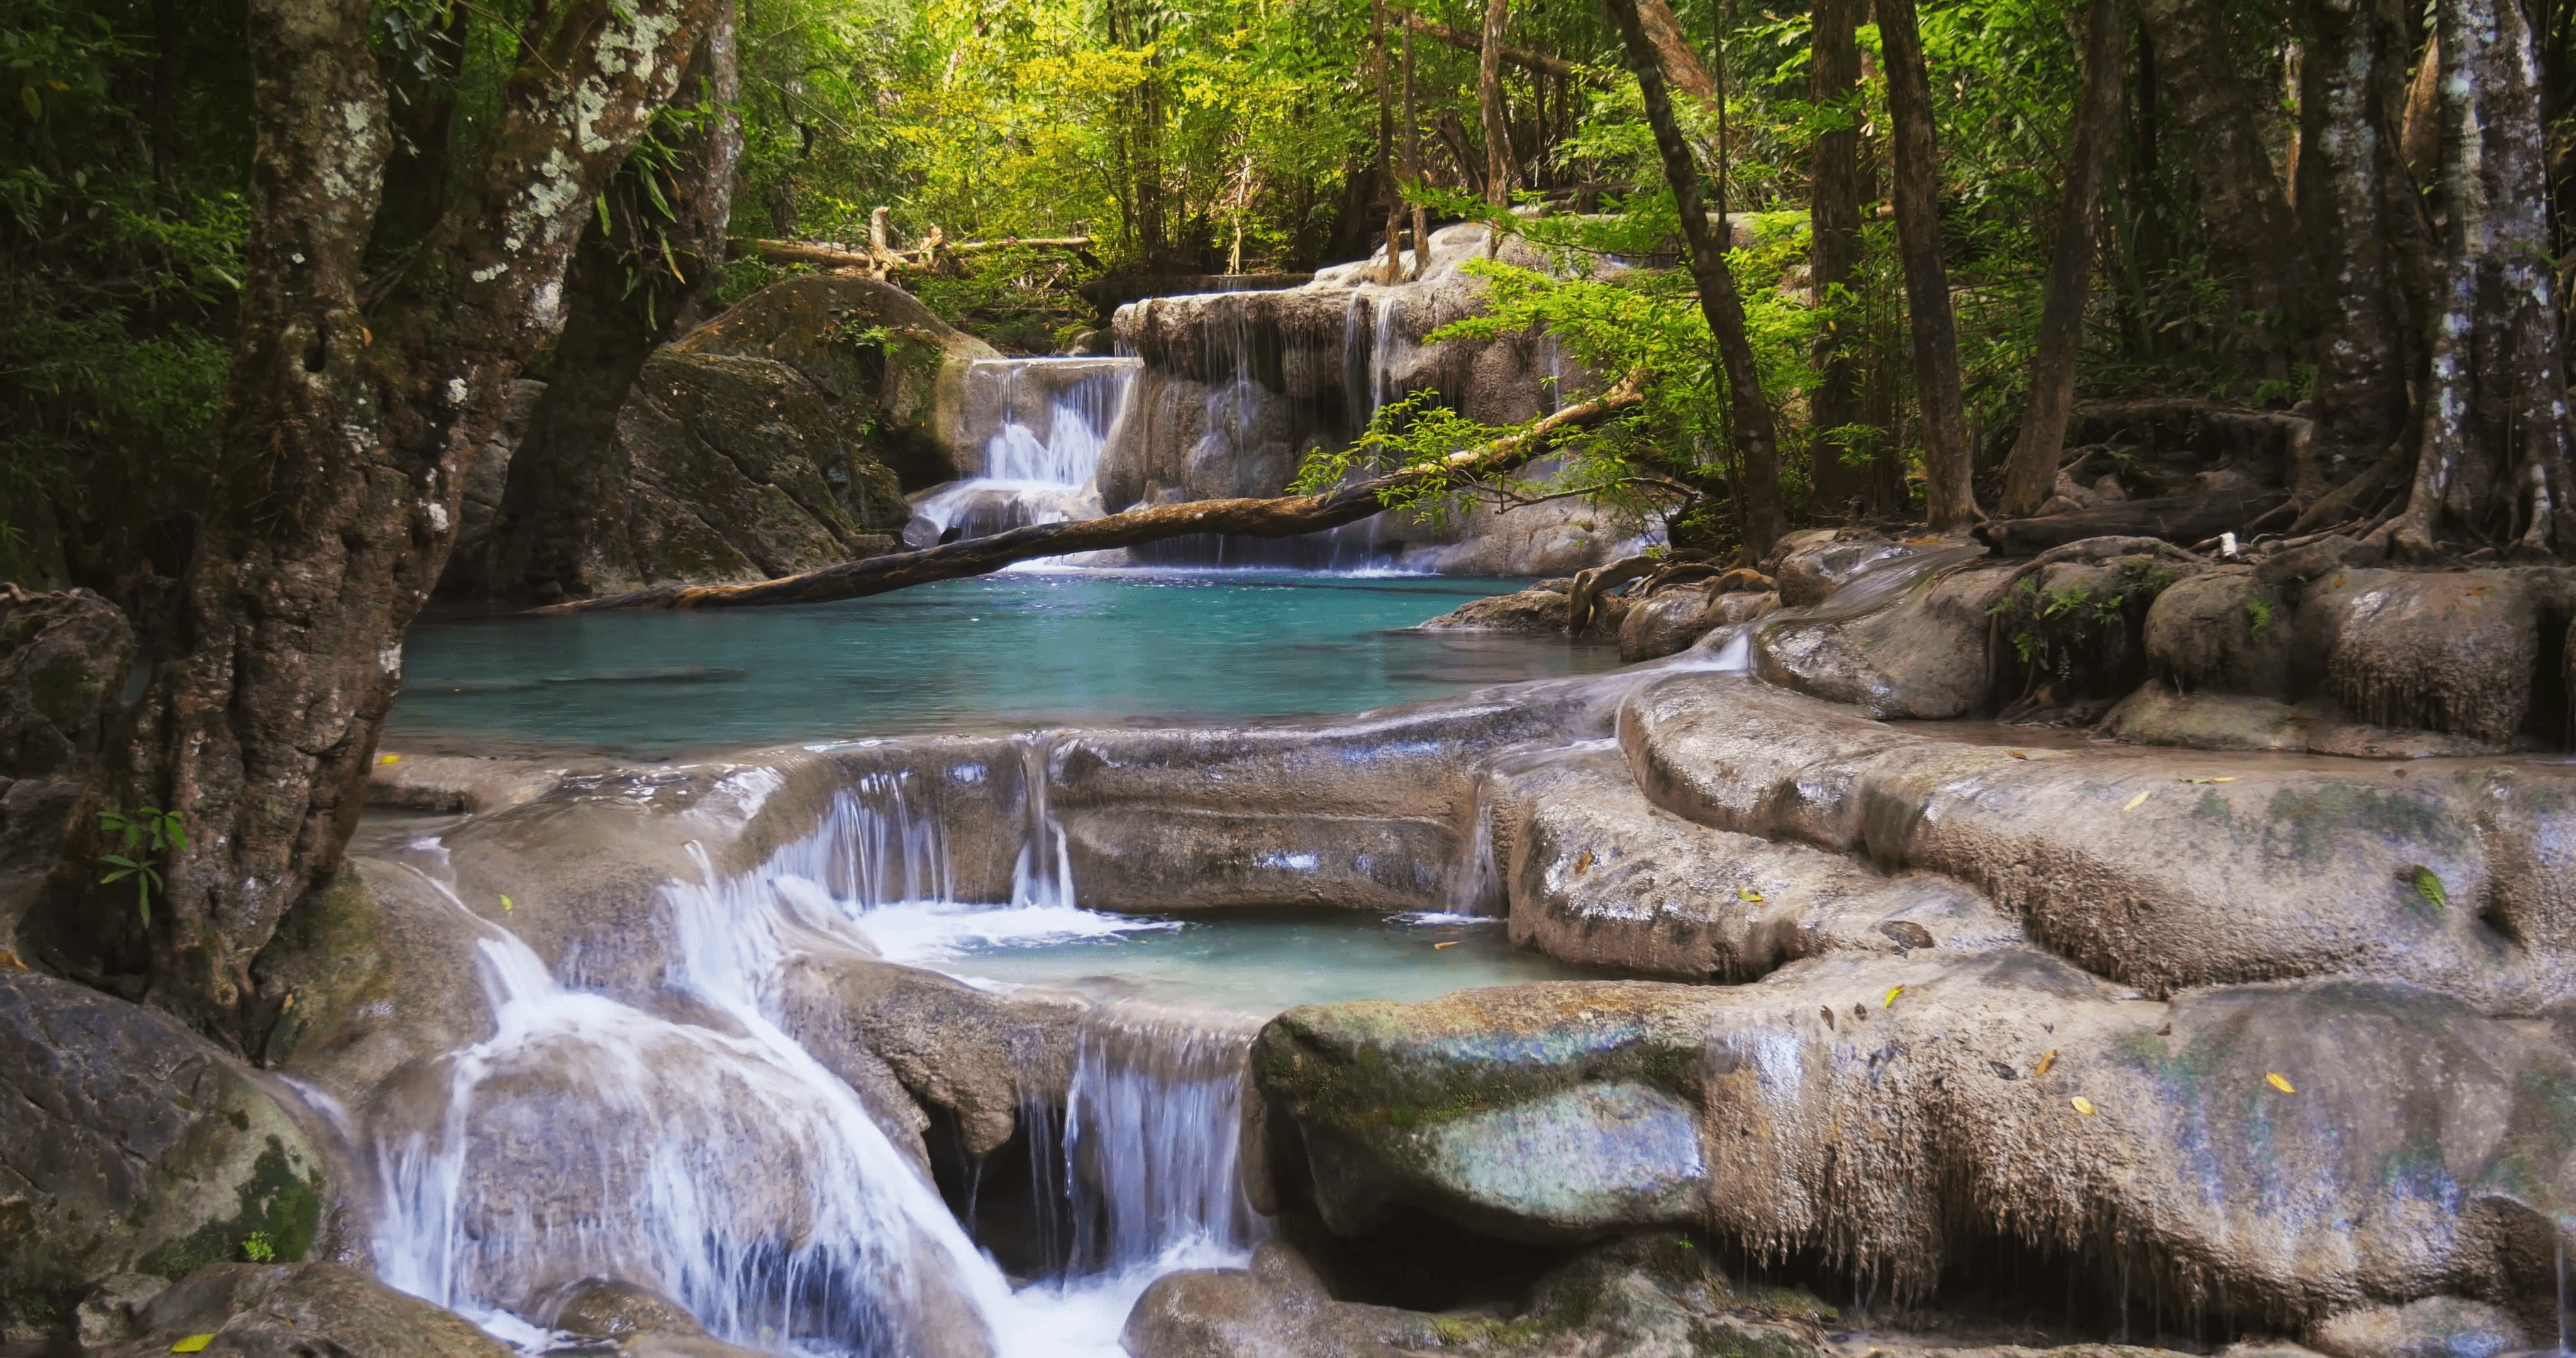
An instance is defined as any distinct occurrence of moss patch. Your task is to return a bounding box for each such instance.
[137,1137,325,1280]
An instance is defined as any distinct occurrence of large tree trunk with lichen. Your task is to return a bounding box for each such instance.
[2389,0,2574,558]
[2000,0,2126,518]
[1806,0,1872,517]
[26,0,717,1041]
[2135,0,2305,354]
[2294,0,2423,498]
[1604,0,1785,556]
[1877,0,1976,529]
[483,7,741,604]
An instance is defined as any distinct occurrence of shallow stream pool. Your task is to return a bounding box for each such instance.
[389,566,1616,756]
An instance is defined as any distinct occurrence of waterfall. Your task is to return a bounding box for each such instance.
[1063,1005,1267,1274]
[362,761,1262,1354]
[910,358,1138,546]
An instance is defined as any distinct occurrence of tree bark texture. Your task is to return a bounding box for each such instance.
[2135,0,2305,346]
[2001,0,2127,517]
[1377,1,1406,284]
[1636,0,1720,103]
[1406,21,1429,280]
[485,6,743,604]
[1604,0,1787,556]
[2393,0,2575,556]
[1876,0,1977,529]
[33,0,719,1036]
[547,373,1646,612]
[1806,0,1872,516]
[2294,0,2421,495]
[1481,0,1516,233]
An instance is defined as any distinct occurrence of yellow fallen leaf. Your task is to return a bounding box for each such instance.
[1572,851,1592,874]
[2070,1096,2097,1116]
[1882,985,1904,1008]
[377,753,401,765]
[1433,941,1459,949]
[2006,749,2028,759]
[2266,1071,2296,1094]
[2121,791,2150,812]
[0,949,20,970]
[1736,887,1764,903]
[172,1339,216,1354]
[2183,776,2238,785]
[2035,1049,2058,1077]
[500,894,514,913]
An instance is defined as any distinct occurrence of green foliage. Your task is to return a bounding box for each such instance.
[239,1230,275,1263]
[97,805,186,925]
[2245,597,2275,633]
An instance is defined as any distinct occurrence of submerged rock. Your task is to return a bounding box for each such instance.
[0,969,332,1335]
[1246,955,2576,1322]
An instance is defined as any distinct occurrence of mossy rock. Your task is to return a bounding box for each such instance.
[0,970,330,1333]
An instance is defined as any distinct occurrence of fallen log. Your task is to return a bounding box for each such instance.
[738,235,1096,273]
[1974,487,2290,555]
[541,372,1648,613]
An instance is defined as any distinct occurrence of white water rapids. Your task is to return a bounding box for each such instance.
[361,763,1260,1355]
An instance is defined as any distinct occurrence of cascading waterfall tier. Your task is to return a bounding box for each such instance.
[908,358,1138,546]
[363,755,1268,1354]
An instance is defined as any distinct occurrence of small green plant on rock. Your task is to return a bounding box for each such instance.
[2246,597,2275,633]
[97,807,187,926]
[240,1230,276,1263]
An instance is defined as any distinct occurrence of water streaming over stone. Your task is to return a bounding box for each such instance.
[908,358,1138,545]
[358,755,1268,1355]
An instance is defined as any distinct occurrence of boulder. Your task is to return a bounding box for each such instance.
[1989,553,2201,704]
[1622,672,2576,1010]
[1772,531,1923,608]
[2146,567,2294,697]
[618,348,908,585]
[2296,570,2542,743]
[526,1275,713,1342]
[1485,743,2019,981]
[1123,1240,1452,1358]
[1417,582,1626,639]
[673,273,999,486]
[0,969,331,1336]
[1246,953,2576,1321]
[1618,585,1723,662]
[0,588,133,876]
[105,1261,509,1357]
[0,587,132,779]
[1753,561,2017,719]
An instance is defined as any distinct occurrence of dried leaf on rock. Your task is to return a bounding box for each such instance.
[2265,1071,2296,1093]
[2035,1049,2058,1077]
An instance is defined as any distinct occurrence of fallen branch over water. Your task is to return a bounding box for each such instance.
[541,372,1646,614]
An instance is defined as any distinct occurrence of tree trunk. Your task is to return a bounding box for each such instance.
[2294,0,2419,497]
[2000,0,2127,517]
[485,8,743,604]
[1636,0,1719,102]
[1406,19,1429,280]
[1876,0,1977,529]
[2390,0,2574,557]
[29,0,718,1039]
[1806,0,1870,517]
[2135,0,2304,352]
[1603,0,1787,556]
[2399,32,2440,181]
[1480,0,1514,243]
[1377,1,1405,283]
[548,373,1646,611]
